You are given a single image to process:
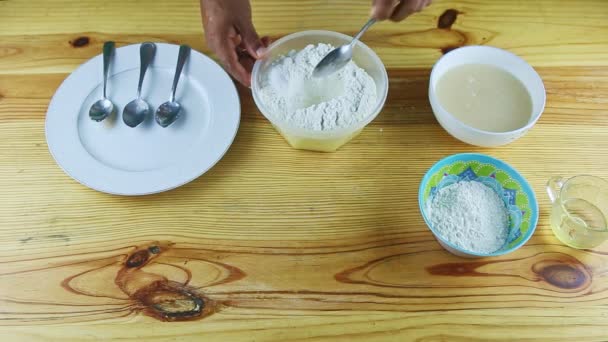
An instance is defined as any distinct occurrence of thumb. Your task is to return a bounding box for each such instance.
[371,0,400,20]
[238,20,266,59]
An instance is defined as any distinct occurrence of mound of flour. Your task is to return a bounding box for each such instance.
[258,43,377,131]
[426,181,509,254]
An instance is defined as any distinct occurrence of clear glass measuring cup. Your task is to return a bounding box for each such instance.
[547,175,608,249]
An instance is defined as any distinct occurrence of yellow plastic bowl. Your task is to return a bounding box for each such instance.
[251,30,388,152]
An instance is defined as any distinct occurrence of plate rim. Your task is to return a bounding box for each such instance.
[45,42,240,196]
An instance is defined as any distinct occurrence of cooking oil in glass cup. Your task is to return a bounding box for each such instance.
[547,175,608,249]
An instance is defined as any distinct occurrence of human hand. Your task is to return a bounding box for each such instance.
[371,0,432,21]
[200,0,269,87]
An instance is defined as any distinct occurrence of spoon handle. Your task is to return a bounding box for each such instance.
[170,45,191,102]
[102,41,115,99]
[351,18,376,45]
[137,42,157,99]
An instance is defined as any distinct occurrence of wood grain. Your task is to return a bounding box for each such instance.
[1,0,608,340]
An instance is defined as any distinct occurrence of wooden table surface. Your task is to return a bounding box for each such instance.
[2,0,608,340]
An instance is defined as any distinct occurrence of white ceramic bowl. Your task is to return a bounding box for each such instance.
[252,30,388,152]
[428,46,546,147]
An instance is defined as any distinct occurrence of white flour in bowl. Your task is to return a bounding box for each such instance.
[258,43,377,131]
[426,181,509,254]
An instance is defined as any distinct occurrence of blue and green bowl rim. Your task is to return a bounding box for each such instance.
[418,153,539,257]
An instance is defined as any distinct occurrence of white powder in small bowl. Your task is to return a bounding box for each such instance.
[258,43,377,131]
[426,181,509,254]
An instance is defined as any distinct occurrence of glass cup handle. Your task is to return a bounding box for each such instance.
[547,176,565,203]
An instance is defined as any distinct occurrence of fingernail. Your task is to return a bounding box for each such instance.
[256,47,268,58]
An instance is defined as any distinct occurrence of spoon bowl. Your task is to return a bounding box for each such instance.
[123,99,152,128]
[312,45,353,78]
[155,101,181,128]
[89,98,116,122]
[312,18,375,78]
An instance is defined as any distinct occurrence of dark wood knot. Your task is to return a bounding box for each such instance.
[126,250,150,268]
[70,36,90,48]
[148,245,161,254]
[135,282,211,321]
[438,9,460,29]
[533,259,590,290]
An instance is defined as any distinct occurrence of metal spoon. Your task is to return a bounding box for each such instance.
[155,45,191,128]
[89,41,117,121]
[123,42,156,127]
[312,18,376,78]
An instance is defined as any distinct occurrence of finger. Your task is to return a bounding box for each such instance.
[230,34,242,47]
[237,19,266,59]
[390,0,418,21]
[212,37,251,86]
[261,36,271,48]
[255,36,271,59]
[238,53,256,74]
[371,0,400,20]
[237,35,268,71]
[238,37,271,64]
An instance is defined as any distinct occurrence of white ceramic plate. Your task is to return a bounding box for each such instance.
[46,43,240,195]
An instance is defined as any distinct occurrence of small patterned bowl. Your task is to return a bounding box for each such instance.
[418,153,539,258]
